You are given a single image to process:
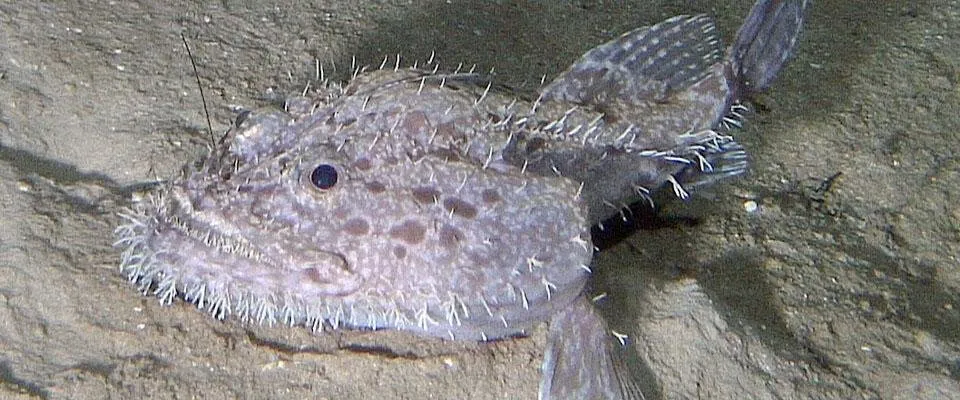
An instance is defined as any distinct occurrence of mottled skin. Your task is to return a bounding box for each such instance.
[120,68,594,340]
[115,1,809,399]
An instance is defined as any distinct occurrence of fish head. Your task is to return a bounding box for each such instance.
[119,76,593,339]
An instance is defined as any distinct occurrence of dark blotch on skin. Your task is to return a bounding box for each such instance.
[443,197,478,219]
[525,137,547,154]
[389,220,427,244]
[392,245,407,259]
[342,218,370,236]
[432,148,460,162]
[411,186,441,205]
[365,181,387,193]
[481,189,502,204]
[400,111,429,136]
[353,157,373,171]
[438,224,464,249]
[333,208,350,219]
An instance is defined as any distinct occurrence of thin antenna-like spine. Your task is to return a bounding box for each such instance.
[180,33,214,147]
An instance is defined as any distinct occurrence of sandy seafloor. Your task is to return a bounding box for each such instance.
[1,0,958,399]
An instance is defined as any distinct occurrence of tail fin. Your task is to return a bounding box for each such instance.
[730,0,811,92]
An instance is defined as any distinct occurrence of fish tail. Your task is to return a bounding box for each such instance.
[730,0,812,93]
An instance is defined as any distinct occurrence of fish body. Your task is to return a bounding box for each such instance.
[115,1,809,399]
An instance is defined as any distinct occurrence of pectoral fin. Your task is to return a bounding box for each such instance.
[540,296,646,400]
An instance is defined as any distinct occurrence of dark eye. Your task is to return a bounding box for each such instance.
[310,164,338,189]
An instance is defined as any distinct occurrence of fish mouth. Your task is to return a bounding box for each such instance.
[114,185,363,325]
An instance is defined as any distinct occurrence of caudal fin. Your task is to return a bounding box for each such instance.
[730,0,811,92]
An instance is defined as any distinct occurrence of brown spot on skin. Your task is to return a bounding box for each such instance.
[389,220,426,244]
[432,147,460,162]
[392,245,407,259]
[411,187,441,205]
[525,137,547,154]
[342,218,370,236]
[443,197,478,219]
[400,111,430,136]
[436,121,456,139]
[365,181,387,193]
[481,189,502,204]
[353,157,373,171]
[438,224,464,249]
[599,106,619,123]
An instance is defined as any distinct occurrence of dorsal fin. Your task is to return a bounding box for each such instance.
[540,14,723,110]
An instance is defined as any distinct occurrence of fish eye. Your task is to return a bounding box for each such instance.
[309,164,338,190]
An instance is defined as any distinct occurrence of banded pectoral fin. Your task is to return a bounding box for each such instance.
[540,296,646,400]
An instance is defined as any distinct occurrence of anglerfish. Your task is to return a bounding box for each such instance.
[115,1,809,398]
